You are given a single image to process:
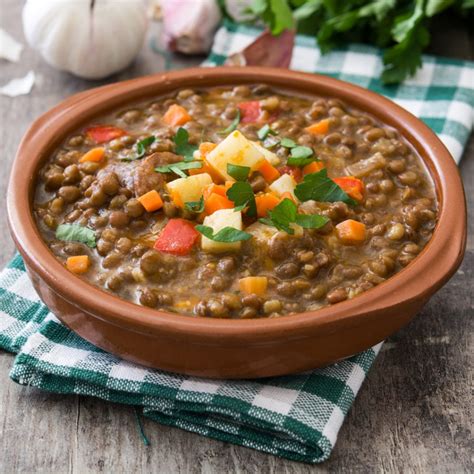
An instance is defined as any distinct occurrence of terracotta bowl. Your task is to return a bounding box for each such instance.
[7,67,466,379]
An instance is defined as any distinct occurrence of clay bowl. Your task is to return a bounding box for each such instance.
[7,67,466,379]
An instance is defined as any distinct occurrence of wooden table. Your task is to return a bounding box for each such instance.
[1,1,472,471]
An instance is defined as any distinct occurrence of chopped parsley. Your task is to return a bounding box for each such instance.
[227,163,251,182]
[195,225,252,243]
[56,224,96,248]
[174,127,198,161]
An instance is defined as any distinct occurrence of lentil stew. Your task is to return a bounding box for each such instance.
[33,84,438,319]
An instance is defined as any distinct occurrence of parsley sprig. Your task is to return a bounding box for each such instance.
[174,127,197,161]
[260,198,329,235]
[196,225,252,243]
[226,182,257,217]
[120,136,155,161]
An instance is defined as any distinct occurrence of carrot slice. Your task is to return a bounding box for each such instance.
[202,184,227,200]
[79,147,105,163]
[303,161,325,175]
[333,176,365,202]
[138,190,164,212]
[335,219,366,245]
[239,276,268,295]
[204,192,234,215]
[305,118,330,135]
[257,159,280,183]
[66,255,90,274]
[163,104,192,126]
[255,193,280,217]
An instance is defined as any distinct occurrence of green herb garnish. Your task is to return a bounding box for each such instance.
[174,127,198,161]
[155,161,203,178]
[219,110,241,135]
[56,224,96,248]
[263,135,280,149]
[280,137,297,148]
[184,196,205,213]
[226,182,257,217]
[195,225,252,243]
[287,146,315,167]
[259,198,329,235]
[227,163,251,182]
[120,136,155,161]
[294,169,357,206]
[257,124,276,140]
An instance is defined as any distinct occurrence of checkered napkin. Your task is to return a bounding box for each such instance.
[0,22,472,464]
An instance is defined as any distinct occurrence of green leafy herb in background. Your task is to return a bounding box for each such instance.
[287,145,315,166]
[238,0,473,83]
[174,127,198,161]
[195,225,252,242]
[56,224,96,248]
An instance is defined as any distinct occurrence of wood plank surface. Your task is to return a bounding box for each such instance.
[1,1,472,472]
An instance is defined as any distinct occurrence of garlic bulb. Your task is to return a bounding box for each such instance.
[22,0,148,80]
[161,0,221,54]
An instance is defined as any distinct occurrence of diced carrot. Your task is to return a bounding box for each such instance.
[79,147,105,163]
[256,193,280,217]
[189,157,223,183]
[239,276,268,296]
[204,192,234,215]
[278,165,302,183]
[154,218,199,256]
[138,190,163,212]
[163,104,192,126]
[170,190,183,208]
[224,181,234,190]
[202,184,227,200]
[305,118,330,135]
[280,191,296,203]
[66,255,90,274]
[303,161,325,175]
[199,142,217,157]
[257,159,280,183]
[85,125,127,143]
[335,219,366,245]
[333,176,365,201]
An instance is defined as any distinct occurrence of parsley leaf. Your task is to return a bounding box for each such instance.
[174,127,198,161]
[195,225,252,243]
[219,110,241,135]
[120,136,155,161]
[155,161,203,178]
[280,137,297,148]
[260,198,329,235]
[56,224,96,248]
[226,182,257,217]
[184,196,205,213]
[294,169,357,206]
[287,146,316,167]
[227,163,251,181]
[257,124,276,140]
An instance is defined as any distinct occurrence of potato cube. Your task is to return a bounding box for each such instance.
[251,141,280,166]
[269,173,297,200]
[166,173,212,208]
[201,208,243,253]
[206,131,265,181]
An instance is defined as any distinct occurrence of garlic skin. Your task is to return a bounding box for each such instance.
[161,0,222,55]
[22,0,148,80]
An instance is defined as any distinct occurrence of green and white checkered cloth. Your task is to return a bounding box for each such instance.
[0,21,472,464]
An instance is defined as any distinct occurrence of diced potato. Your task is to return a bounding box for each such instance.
[201,208,243,253]
[206,130,265,181]
[166,173,212,208]
[269,173,297,200]
[251,141,281,166]
[246,221,303,247]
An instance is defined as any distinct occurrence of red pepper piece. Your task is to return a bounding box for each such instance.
[278,165,303,183]
[85,125,127,144]
[333,177,365,201]
[154,219,200,256]
[238,101,262,123]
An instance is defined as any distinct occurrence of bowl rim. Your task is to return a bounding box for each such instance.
[7,66,466,345]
